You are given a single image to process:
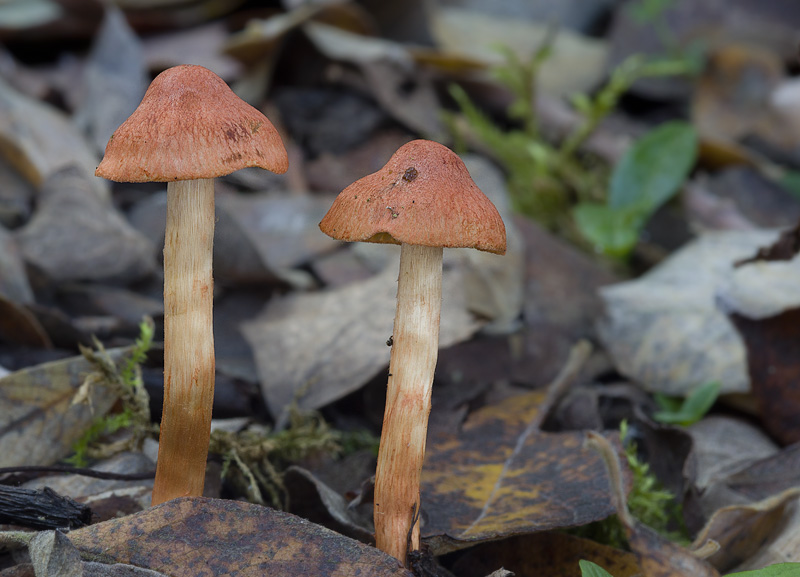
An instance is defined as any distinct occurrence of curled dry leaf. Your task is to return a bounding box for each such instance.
[68,497,412,577]
[695,488,800,574]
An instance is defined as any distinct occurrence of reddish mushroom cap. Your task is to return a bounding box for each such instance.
[319,140,506,254]
[95,65,288,183]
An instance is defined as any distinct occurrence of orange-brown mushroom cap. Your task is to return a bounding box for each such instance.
[319,140,506,254]
[95,65,288,183]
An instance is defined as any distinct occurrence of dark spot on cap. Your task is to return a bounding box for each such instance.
[403,167,418,182]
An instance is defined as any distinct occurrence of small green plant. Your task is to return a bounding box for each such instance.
[619,420,688,543]
[448,42,695,258]
[574,120,698,259]
[67,318,155,466]
[572,420,688,547]
[653,381,721,426]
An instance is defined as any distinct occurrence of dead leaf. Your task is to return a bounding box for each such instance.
[420,391,623,555]
[720,259,800,321]
[428,6,608,97]
[0,76,107,201]
[284,466,374,544]
[607,0,800,101]
[449,532,641,577]
[218,190,340,272]
[520,215,617,340]
[222,5,320,63]
[0,0,62,30]
[695,488,800,574]
[598,229,790,397]
[68,497,412,577]
[73,6,148,155]
[302,21,444,139]
[142,21,242,80]
[15,166,155,283]
[22,451,154,520]
[0,294,51,348]
[0,347,129,467]
[688,416,779,494]
[0,154,33,227]
[243,261,479,425]
[456,155,524,334]
[685,169,800,233]
[728,308,800,444]
[692,43,783,144]
[29,531,82,577]
[0,225,32,304]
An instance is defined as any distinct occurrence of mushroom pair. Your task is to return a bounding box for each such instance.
[320,139,506,563]
[96,65,288,504]
[96,65,506,567]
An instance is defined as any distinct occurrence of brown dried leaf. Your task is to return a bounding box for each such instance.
[420,391,622,554]
[0,347,129,467]
[68,497,412,577]
[692,44,783,144]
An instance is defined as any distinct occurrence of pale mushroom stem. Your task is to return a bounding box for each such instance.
[152,179,216,505]
[374,243,443,564]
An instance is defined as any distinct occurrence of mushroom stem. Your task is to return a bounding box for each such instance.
[374,243,443,564]
[152,179,216,505]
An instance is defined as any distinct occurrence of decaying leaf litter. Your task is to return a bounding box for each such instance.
[2,1,800,576]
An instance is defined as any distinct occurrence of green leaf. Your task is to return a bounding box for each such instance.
[726,563,800,577]
[579,560,615,577]
[573,203,640,258]
[609,121,697,215]
[654,381,721,426]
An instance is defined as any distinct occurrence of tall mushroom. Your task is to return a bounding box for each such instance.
[319,139,506,563]
[95,65,288,505]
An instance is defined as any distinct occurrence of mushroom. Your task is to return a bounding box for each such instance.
[95,65,288,505]
[319,139,506,563]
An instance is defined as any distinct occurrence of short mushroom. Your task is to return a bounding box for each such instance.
[96,65,288,505]
[319,139,506,563]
